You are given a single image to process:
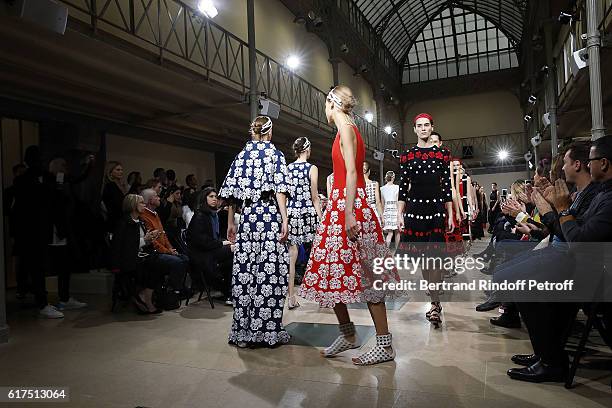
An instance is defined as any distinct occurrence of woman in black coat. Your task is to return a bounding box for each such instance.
[186,187,234,303]
[110,194,164,314]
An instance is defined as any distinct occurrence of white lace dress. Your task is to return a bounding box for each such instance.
[380,184,399,231]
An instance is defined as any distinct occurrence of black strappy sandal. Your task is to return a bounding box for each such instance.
[427,302,442,328]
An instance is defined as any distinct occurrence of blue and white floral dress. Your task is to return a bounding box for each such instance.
[219,140,292,347]
[287,161,319,246]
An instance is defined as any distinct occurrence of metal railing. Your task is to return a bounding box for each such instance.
[599,0,612,30]
[442,132,528,163]
[58,0,397,152]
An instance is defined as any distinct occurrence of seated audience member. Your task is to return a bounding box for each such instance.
[184,174,198,196]
[139,188,190,293]
[110,194,163,314]
[163,185,184,251]
[498,136,612,383]
[476,181,546,323]
[145,178,162,195]
[186,188,234,304]
[166,169,177,188]
[127,171,143,195]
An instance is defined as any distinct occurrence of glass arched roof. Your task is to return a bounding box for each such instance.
[353,0,526,82]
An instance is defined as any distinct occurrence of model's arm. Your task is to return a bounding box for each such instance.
[339,124,358,240]
[374,181,384,219]
[310,165,323,220]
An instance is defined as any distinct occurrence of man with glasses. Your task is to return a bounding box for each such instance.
[502,136,612,383]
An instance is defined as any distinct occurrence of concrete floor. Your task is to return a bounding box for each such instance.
[0,241,610,408]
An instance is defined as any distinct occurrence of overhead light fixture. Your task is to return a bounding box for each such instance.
[497,150,509,161]
[286,55,300,70]
[524,115,532,122]
[384,126,392,135]
[364,111,374,123]
[528,95,537,104]
[391,131,397,140]
[197,0,218,19]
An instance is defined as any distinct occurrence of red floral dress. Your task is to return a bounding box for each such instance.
[299,125,399,308]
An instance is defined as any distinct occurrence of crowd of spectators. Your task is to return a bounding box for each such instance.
[5,150,227,318]
[473,136,612,383]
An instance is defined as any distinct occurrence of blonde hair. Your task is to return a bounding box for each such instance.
[249,116,273,140]
[510,180,527,202]
[328,85,357,114]
[122,194,143,214]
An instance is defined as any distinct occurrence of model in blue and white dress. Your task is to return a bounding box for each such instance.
[287,161,319,246]
[285,138,322,309]
[219,122,292,347]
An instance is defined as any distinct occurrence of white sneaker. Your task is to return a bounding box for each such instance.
[57,297,88,310]
[40,305,64,319]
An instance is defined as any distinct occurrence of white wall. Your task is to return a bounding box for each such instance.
[106,134,215,186]
[404,91,524,142]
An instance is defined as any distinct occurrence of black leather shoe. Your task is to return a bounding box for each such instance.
[476,298,501,312]
[490,313,521,328]
[507,361,567,383]
[511,354,540,366]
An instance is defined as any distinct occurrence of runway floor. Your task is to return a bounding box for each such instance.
[1,241,610,407]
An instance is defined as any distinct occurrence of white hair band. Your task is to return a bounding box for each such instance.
[327,90,343,108]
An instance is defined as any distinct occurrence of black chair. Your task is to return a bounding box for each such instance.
[184,261,215,309]
[565,302,612,388]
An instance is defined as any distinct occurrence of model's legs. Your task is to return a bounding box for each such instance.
[287,245,300,308]
[351,301,395,365]
[321,302,360,357]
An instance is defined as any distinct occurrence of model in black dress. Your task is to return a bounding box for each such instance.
[398,113,454,326]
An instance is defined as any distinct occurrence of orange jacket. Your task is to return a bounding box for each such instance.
[139,208,174,254]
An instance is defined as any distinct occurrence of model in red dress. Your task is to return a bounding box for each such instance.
[299,85,399,366]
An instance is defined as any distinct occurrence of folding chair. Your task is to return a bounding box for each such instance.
[565,302,612,388]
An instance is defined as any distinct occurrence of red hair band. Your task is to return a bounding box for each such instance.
[413,113,434,125]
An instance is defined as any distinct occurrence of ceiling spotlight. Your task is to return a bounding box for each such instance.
[528,95,537,104]
[364,111,374,123]
[340,43,349,54]
[286,55,300,70]
[384,126,392,135]
[524,115,532,122]
[197,0,218,18]
[497,150,509,161]
[391,131,397,140]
